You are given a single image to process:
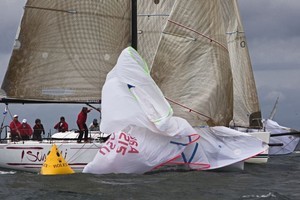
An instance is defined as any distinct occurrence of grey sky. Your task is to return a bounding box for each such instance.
[0,0,299,132]
[239,0,300,130]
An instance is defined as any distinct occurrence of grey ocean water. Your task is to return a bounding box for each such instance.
[0,153,299,200]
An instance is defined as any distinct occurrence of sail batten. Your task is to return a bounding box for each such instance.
[25,5,78,14]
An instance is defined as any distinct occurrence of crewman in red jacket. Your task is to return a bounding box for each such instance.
[9,114,21,141]
[17,119,33,140]
[77,107,91,143]
[54,116,69,133]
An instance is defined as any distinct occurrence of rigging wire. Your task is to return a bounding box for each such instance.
[168,19,228,51]
[165,96,213,122]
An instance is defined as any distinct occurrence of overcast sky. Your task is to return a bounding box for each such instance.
[0,0,299,133]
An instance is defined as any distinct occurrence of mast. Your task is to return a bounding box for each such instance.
[131,0,138,50]
[269,96,279,120]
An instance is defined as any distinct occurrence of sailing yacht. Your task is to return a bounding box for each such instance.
[0,0,268,173]
[0,0,134,172]
[0,0,183,173]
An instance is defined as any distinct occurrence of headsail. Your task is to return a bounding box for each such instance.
[1,0,132,103]
[151,0,233,126]
[137,0,175,67]
[223,0,262,128]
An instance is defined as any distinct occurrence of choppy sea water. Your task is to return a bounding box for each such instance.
[0,153,299,200]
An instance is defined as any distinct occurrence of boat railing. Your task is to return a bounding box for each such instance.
[0,128,110,144]
[0,125,9,141]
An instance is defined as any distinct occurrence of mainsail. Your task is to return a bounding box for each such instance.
[223,0,262,128]
[1,0,132,103]
[150,0,262,128]
[150,0,233,126]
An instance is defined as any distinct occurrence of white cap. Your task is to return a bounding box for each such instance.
[13,115,18,118]
[22,119,27,123]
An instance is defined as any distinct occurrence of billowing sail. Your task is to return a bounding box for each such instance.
[84,47,268,174]
[264,119,300,155]
[1,0,131,103]
[137,0,175,67]
[85,47,198,174]
[223,0,261,128]
[150,0,233,127]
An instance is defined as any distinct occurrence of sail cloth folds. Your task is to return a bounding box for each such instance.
[150,0,233,127]
[264,119,300,155]
[84,47,198,174]
[223,0,261,128]
[174,126,268,170]
[1,0,131,102]
[99,47,195,136]
[84,47,268,174]
[83,129,200,174]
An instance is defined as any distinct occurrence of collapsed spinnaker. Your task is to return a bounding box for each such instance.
[264,119,300,155]
[82,47,268,174]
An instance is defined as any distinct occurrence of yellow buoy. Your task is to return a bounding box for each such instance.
[40,144,75,175]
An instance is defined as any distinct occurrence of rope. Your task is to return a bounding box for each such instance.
[50,131,101,163]
[65,140,103,164]
[168,20,228,52]
[165,97,212,120]
[271,136,300,155]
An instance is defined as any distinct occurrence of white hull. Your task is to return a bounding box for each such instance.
[0,129,269,173]
[0,141,101,173]
[0,131,105,173]
[246,131,270,164]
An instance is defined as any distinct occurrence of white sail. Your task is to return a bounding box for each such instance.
[85,47,199,174]
[1,0,132,103]
[84,47,267,174]
[264,119,300,155]
[150,0,233,127]
[224,0,261,128]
